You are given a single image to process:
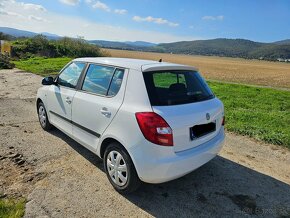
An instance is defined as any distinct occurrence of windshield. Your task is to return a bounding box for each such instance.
[143,70,215,106]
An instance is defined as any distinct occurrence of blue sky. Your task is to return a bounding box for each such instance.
[0,0,289,43]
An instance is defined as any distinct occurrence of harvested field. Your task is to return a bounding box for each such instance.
[106,49,290,89]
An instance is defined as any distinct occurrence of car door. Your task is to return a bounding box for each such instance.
[71,64,127,152]
[46,62,86,136]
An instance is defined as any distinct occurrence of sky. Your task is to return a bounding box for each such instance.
[0,0,289,43]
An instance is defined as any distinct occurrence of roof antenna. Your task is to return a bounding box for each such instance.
[159,58,162,62]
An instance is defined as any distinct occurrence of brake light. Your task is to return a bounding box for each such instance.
[135,112,173,146]
[222,116,225,126]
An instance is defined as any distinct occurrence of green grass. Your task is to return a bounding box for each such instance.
[13,57,72,76]
[0,198,25,218]
[208,81,290,147]
[13,57,290,147]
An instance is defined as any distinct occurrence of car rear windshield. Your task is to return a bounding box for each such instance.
[143,70,215,106]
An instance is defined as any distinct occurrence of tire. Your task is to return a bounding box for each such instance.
[37,101,53,131]
[104,142,141,194]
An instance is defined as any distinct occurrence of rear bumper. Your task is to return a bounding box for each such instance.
[130,127,225,184]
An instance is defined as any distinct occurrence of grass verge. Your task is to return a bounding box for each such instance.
[12,57,290,147]
[0,198,25,218]
[13,57,72,76]
[209,81,290,147]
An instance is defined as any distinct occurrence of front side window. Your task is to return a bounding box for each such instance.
[58,62,85,88]
[143,71,214,106]
[82,64,115,96]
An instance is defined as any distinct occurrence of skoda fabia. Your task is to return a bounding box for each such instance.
[37,58,225,193]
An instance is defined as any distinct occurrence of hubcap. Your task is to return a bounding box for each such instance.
[106,151,128,187]
[38,106,46,127]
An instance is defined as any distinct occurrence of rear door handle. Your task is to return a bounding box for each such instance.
[100,108,111,117]
[65,97,72,104]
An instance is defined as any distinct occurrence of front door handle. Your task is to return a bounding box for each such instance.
[100,107,111,117]
[65,97,72,104]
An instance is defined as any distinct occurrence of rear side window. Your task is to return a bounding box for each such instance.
[58,62,85,88]
[108,69,124,96]
[143,71,214,106]
[82,64,124,96]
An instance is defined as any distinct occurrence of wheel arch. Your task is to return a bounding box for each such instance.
[99,137,127,159]
[36,98,43,108]
[36,98,45,112]
[36,97,51,122]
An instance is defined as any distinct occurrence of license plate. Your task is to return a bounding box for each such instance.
[190,122,216,140]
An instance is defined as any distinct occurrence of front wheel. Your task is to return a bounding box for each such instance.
[104,143,141,194]
[37,101,53,131]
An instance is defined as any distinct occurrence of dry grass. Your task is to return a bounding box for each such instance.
[106,49,290,89]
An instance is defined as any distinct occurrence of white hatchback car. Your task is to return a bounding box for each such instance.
[37,58,225,193]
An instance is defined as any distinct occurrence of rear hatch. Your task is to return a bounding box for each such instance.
[143,69,224,152]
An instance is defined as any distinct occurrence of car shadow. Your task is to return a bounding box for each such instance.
[48,129,290,217]
[48,128,104,170]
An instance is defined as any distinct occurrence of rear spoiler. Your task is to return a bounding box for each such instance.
[142,64,198,72]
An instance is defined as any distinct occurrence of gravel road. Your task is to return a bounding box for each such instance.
[0,69,290,218]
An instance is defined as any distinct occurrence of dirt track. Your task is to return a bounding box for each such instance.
[0,69,290,217]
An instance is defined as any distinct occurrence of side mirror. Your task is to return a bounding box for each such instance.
[42,76,55,85]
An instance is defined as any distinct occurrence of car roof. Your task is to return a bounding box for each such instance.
[73,57,198,72]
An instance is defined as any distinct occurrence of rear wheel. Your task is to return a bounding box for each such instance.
[37,101,53,131]
[104,143,140,194]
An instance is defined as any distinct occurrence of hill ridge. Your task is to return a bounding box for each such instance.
[1,27,289,60]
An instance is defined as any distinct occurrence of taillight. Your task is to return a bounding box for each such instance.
[135,112,173,146]
[222,116,225,126]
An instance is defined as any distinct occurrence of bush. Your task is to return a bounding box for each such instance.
[55,37,104,57]
[0,32,15,41]
[11,35,107,59]
[0,54,15,69]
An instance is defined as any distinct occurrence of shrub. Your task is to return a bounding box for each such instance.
[0,54,15,69]
[11,35,107,59]
[55,37,104,57]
